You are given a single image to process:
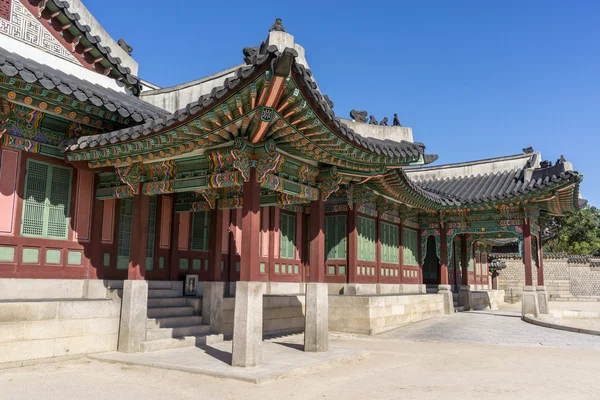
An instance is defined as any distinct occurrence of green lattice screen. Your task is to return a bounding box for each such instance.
[191,211,210,251]
[381,222,399,263]
[21,160,72,240]
[357,216,375,262]
[403,228,418,266]
[117,198,134,269]
[145,196,158,270]
[325,215,346,260]
[279,213,296,259]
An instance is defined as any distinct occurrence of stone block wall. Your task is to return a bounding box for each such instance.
[221,295,306,338]
[329,294,445,335]
[495,253,600,300]
[0,299,121,368]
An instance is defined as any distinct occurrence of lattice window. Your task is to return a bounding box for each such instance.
[279,213,296,259]
[357,216,376,262]
[191,211,210,252]
[117,198,134,259]
[0,0,11,21]
[403,228,418,266]
[381,222,399,264]
[145,196,158,270]
[21,159,72,240]
[325,215,347,260]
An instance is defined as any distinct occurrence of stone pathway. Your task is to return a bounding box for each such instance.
[378,309,600,349]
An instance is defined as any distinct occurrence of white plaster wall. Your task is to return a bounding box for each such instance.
[341,119,414,143]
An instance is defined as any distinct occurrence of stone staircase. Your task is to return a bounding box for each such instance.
[108,280,223,352]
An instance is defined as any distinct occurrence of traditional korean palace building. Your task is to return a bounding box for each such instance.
[0,1,584,366]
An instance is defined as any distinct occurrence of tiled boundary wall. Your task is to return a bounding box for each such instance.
[0,279,120,368]
[495,253,600,300]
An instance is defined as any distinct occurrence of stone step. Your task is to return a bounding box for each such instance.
[147,306,195,319]
[455,306,465,312]
[148,289,181,298]
[147,297,187,308]
[139,334,224,353]
[147,315,204,329]
[146,324,211,341]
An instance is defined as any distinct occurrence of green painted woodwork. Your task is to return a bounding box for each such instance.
[357,216,376,262]
[45,249,61,264]
[294,265,298,274]
[67,251,82,266]
[180,258,189,270]
[145,196,158,271]
[117,198,133,267]
[260,263,266,273]
[21,159,72,240]
[117,256,129,270]
[191,211,210,252]
[275,264,279,273]
[22,248,39,264]
[279,213,296,259]
[103,253,111,267]
[159,257,165,269]
[236,262,240,272]
[328,266,335,275]
[325,215,346,260]
[193,259,201,270]
[339,266,346,275]
[403,228,418,266]
[381,222,399,264]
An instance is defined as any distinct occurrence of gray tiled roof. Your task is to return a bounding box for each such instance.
[0,46,168,123]
[31,0,141,92]
[64,44,430,161]
[406,157,581,205]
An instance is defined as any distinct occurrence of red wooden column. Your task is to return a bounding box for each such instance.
[523,219,534,286]
[308,199,325,282]
[239,169,261,281]
[207,208,224,281]
[347,207,358,283]
[128,194,150,280]
[375,215,382,283]
[537,230,545,286]
[461,234,469,286]
[439,225,449,285]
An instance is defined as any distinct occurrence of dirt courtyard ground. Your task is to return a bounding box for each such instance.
[2,305,600,400]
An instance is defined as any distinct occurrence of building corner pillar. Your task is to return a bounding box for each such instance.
[118,280,148,353]
[202,281,225,334]
[232,168,263,367]
[536,230,549,314]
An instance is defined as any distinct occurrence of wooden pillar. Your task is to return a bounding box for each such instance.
[523,219,533,286]
[347,207,358,283]
[240,168,261,281]
[375,215,381,283]
[207,208,224,281]
[537,230,545,286]
[308,199,325,282]
[399,222,405,284]
[417,229,423,285]
[461,234,469,286]
[439,225,449,285]
[128,194,150,280]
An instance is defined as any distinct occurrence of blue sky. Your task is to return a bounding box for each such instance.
[86,0,599,206]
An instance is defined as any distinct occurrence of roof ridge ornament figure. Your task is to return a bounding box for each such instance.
[117,38,133,55]
[380,117,388,126]
[269,18,285,32]
[369,115,378,125]
[523,146,534,154]
[349,109,368,123]
[393,113,402,127]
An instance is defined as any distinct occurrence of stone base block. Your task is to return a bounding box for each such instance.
[117,280,148,353]
[304,283,328,352]
[202,282,224,334]
[522,286,540,317]
[438,284,454,315]
[537,286,549,315]
[231,281,263,367]
[458,285,472,311]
